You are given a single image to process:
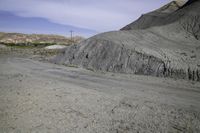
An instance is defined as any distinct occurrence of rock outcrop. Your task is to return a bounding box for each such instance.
[53,0,200,81]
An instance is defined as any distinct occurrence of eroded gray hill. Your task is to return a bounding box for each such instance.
[121,0,187,30]
[53,0,200,81]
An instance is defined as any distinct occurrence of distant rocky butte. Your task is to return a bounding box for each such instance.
[53,0,200,81]
[0,32,84,45]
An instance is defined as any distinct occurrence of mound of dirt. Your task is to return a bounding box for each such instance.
[53,0,200,81]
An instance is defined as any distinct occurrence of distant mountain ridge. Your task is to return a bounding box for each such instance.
[0,32,84,46]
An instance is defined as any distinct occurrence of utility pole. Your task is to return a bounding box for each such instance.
[70,30,73,45]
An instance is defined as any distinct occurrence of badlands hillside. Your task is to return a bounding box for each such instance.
[0,32,84,46]
[54,0,200,81]
[1,1,200,132]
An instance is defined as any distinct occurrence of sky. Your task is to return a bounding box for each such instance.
[0,0,172,37]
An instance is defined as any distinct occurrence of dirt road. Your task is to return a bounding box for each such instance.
[0,55,200,133]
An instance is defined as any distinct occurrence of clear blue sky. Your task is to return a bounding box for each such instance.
[0,0,172,37]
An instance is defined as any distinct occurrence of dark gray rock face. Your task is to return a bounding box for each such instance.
[54,39,165,76]
[53,0,200,81]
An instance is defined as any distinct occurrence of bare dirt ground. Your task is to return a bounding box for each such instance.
[0,53,200,133]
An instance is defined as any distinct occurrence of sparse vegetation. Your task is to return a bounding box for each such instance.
[0,32,84,47]
[0,45,62,60]
[1,42,58,48]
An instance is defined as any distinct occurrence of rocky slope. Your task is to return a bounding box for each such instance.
[53,0,200,81]
[0,32,84,46]
[121,0,187,30]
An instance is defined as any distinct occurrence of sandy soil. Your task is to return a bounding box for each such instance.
[0,54,200,133]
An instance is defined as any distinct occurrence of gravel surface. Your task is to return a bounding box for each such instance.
[0,54,200,133]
